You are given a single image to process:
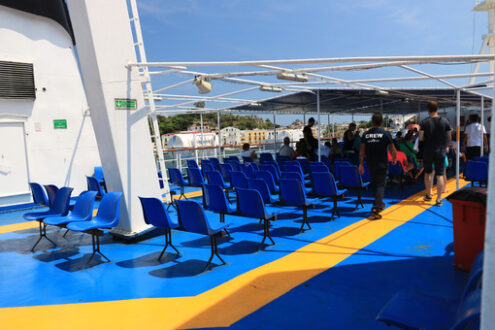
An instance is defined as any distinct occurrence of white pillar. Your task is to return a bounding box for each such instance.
[200,112,204,159]
[317,90,321,161]
[481,55,495,329]
[327,113,330,138]
[456,89,460,190]
[481,97,485,157]
[332,113,335,137]
[273,111,277,155]
[217,111,222,160]
[303,112,306,124]
[67,0,162,237]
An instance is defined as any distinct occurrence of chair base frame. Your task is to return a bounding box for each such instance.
[260,218,275,248]
[300,206,312,232]
[158,228,180,260]
[205,233,226,271]
[84,229,109,268]
[32,220,56,252]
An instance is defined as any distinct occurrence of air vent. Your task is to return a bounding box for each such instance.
[0,61,35,99]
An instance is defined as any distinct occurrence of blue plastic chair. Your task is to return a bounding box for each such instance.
[206,171,232,201]
[264,161,282,176]
[29,182,49,207]
[297,158,312,174]
[241,164,256,179]
[309,163,329,173]
[321,155,331,169]
[388,161,405,190]
[44,191,97,237]
[231,171,249,190]
[86,176,106,198]
[226,159,242,172]
[220,163,234,183]
[176,200,227,270]
[280,171,312,194]
[250,162,260,172]
[237,188,276,247]
[340,165,370,209]
[23,187,74,251]
[43,184,59,207]
[228,155,240,162]
[201,161,215,177]
[138,196,180,259]
[248,178,278,204]
[94,166,104,182]
[361,162,372,182]
[464,160,488,186]
[261,163,280,184]
[67,192,122,266]
[209,157,221,171]
[279,178,313,232]
[187,159,199,169]
[260,153,274,163]
[312,172,347,219]
[284,164,309,182]
[242,156,254,163]
[256,170,279,194]
[276,155,291,163]
[204,184,236,225]
[168,168,188,200]
[187,168,205,187]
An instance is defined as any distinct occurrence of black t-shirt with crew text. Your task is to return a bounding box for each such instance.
[361,127,393,169]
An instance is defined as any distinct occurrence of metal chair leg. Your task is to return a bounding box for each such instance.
[299,206,311,232]
[31,221,56,252]
[204,236,216,270]
[84,231,110,268]
[260,219,275,248]
[158,229,180,260]
[63,229,70,238]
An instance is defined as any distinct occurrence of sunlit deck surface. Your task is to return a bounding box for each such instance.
[0,178,469,329]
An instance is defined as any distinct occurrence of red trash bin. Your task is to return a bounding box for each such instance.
[448,187,487,271]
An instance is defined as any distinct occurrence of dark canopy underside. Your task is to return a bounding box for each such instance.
[231,88,492,114]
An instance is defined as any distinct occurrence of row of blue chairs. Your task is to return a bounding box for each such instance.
[26,182,122,266]
[464,160,488,186]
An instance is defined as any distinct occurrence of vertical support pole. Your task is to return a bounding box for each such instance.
[332,113,335,137]
[481,54,495,329]
[273,111,277,155]
[481,96,485,157]
[217,111,222,160]
[317,90,321,162]
[200,112,204,160]
[456,89,460,190]
[327,113,330,138]
[417,103,421,123]
[303,112,306,124]
[351,113,354,123]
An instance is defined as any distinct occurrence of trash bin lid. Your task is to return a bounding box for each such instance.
[447,187,487,206]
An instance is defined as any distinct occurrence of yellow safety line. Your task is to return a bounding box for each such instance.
[0,190,202,235]
[0,179,467,330]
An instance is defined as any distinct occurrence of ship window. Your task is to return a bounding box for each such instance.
[0,61,35,99]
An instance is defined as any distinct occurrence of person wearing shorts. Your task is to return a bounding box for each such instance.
[419,101,452,206]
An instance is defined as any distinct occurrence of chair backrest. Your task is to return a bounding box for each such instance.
[340,165,363,188]
[187,168,205,186]
[309,164,328,173]
[297,158,311,173]
[388,161,404,176]
[94,166,104,182]
[276,155,291,163]
[94,192,122,227]
[204,184,231,213]
[226,159,241,172]
[250,162,260,172]
[237,188,267,219]
[284,164,303,174]
[51,187,74,216]
[241,164,256,178]
[361,162,372,182]
[201,162,215,175]
[261,163,280,183]
[312,172,338,196]
[43,184,59,207]
[242,156,253,163]
[209,158,221,170]
[264,161,281,174]
[220,163,234,182]
[279,178,306,206]
[176,200,213,235]
[231,171,248,189]
[206,171,226,188]
[256,170,277,194]
[29,182,48,206]
[86,176,105,196]
[71,191,97,220]
[168,168,187,186]
[260,153,274,163]
[138,196,175,229]
[247,178,272,204]
[281,171,304,185]
[187,159,199,169]
[228,155,240,162]
[464,161,488,182]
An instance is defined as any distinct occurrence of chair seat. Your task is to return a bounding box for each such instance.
[23,211,62,221]
[205,220,227,236]
[336,188,347,196]
[376,290,457,330]
[44,214,88,226]
[67,220,114,232]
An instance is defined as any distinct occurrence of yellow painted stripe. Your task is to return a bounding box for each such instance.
[0,190,202,235]
[0,179,466,330]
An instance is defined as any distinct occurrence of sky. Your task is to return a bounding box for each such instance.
[134,0,489,125]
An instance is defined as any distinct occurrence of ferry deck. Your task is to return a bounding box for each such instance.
[0,175,473,329]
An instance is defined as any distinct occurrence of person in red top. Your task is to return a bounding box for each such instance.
[388,142,414,179]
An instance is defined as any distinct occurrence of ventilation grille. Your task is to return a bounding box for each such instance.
[0,61,35,99]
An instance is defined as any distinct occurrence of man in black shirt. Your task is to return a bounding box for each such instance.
[419,101,452,206]
[303,117,317,160]
[359,113,397,219]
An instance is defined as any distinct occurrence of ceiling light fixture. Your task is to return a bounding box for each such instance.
[276,72,308,82]
[260,85,283,92]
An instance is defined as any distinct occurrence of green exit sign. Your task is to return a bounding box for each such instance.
[53,119,67,129]
[115,98,137,110]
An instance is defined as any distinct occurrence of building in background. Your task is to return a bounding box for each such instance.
[220,126,241,145]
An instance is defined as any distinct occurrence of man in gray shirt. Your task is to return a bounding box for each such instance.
[279,137,294,159]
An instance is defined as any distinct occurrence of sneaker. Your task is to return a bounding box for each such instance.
[434,200,443,207]
[424,194,433,201]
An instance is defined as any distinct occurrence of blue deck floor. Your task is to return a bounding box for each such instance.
[0,180,468,329]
